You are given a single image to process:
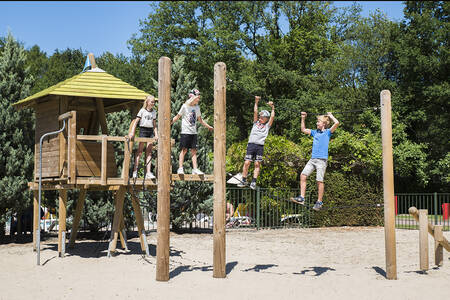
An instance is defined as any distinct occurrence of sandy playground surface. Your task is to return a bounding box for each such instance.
[1,227,449,300]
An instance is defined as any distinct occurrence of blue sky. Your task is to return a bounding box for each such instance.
[1,1,406,58]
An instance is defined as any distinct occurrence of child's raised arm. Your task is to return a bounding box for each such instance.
[301,112,311,135]
[327,112,340,133]
[268,101,275,127]
[253,96,260,123]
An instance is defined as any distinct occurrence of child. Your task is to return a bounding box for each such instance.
[171,89,213,175]
[291,111,339,210]
[236,96,275,190]
[128,95,158,179]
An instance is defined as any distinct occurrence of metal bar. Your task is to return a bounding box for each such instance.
[37,118,67,266]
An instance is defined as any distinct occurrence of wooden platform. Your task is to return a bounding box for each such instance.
[29,174,214,191]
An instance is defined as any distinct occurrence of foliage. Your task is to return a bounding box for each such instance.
[0,33,34,236]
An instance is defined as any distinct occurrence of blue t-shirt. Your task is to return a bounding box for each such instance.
[311,129,332,159]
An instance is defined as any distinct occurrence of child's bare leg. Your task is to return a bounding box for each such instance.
[242,160,251,178]
[317,181,324,202]
[300,174,307,198]
[133,142,146,172]
[179,148,188,169]
[253,161,261,179]
[145,143,153,173]
[191,148,198,169]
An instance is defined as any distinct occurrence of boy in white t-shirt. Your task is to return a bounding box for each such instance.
[128,95,158,179]
[171,89,213,174]
[236,96,275,189]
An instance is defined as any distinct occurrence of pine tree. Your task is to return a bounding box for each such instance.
[0,33,34,237]
[169,55,213,230]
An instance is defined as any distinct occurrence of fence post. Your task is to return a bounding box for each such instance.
[256,187,261,230]
[433,192,438,225]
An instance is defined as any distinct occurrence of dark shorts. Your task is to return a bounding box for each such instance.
[179,134,198,149]
[245,143,264,162]
[139,127,155,138]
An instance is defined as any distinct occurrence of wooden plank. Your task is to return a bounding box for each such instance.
[213,62,227,278]
[68,189,86,248]
[58,189,67,256]
[101,135,107,185]
[434,225,443,267]
[76,141,117,177]
[68,111,77,184]
[380,90,397,280]
[156,56,171,282]
[171,174,214,181]
[419,209,429,271]
[109,186,126,253]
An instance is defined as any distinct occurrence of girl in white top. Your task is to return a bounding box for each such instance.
[128,95,158,179]
[171,89,213,174]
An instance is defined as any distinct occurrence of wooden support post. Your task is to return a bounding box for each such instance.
[131,193,147,253]
[122,120,135,184]
[68,189,86,248]
[95,98,108,135]
[418,209,429,271]
[59,97,69,178]
[156,56,171,282]
[101,135,108,185]
[68,111,77,184]
[213,62,226,278]
[434,225,443,267]
[119,215,128,250]
[380,90,397,280]
[109,186,126,254]
[33,190,39,251]
[58,189,67,256]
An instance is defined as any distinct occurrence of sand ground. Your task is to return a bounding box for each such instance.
[1,227,449,300]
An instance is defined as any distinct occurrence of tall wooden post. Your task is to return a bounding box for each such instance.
[58,189,67,256]
[68,188,87,248]
[213,62,226,278]
[418,209,429,271]
[381,90,397,279]
[156,56,171,282]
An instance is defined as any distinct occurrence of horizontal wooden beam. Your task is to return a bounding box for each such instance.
[171,174,214,181]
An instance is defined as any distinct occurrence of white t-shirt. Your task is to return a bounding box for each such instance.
[137,108,156,128]
[248,121,271,145]
[178,104,201,134]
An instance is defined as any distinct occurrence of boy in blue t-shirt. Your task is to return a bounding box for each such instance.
[291,111,340,210]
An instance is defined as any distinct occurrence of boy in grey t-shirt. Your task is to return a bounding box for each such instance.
[236,96,275,189]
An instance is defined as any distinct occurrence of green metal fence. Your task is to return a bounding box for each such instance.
[395,193,450,231]
[226,187,311,229]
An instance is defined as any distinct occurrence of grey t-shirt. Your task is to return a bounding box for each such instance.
[137,108,156,128]
[248,121,271,145]
[178,104,201,134]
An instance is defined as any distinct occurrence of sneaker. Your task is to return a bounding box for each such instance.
[249,181,257,190]
[132,171,138,178]
[237,179,247,188]
[177,167,184,174]
[290,195,305,205]
[145,172,156,180]
[192,168,204,175]
[313,201,323,211]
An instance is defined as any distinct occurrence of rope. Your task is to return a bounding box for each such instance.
[226,77,381,116]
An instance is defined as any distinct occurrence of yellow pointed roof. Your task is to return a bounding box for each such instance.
[13,68,150,109]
